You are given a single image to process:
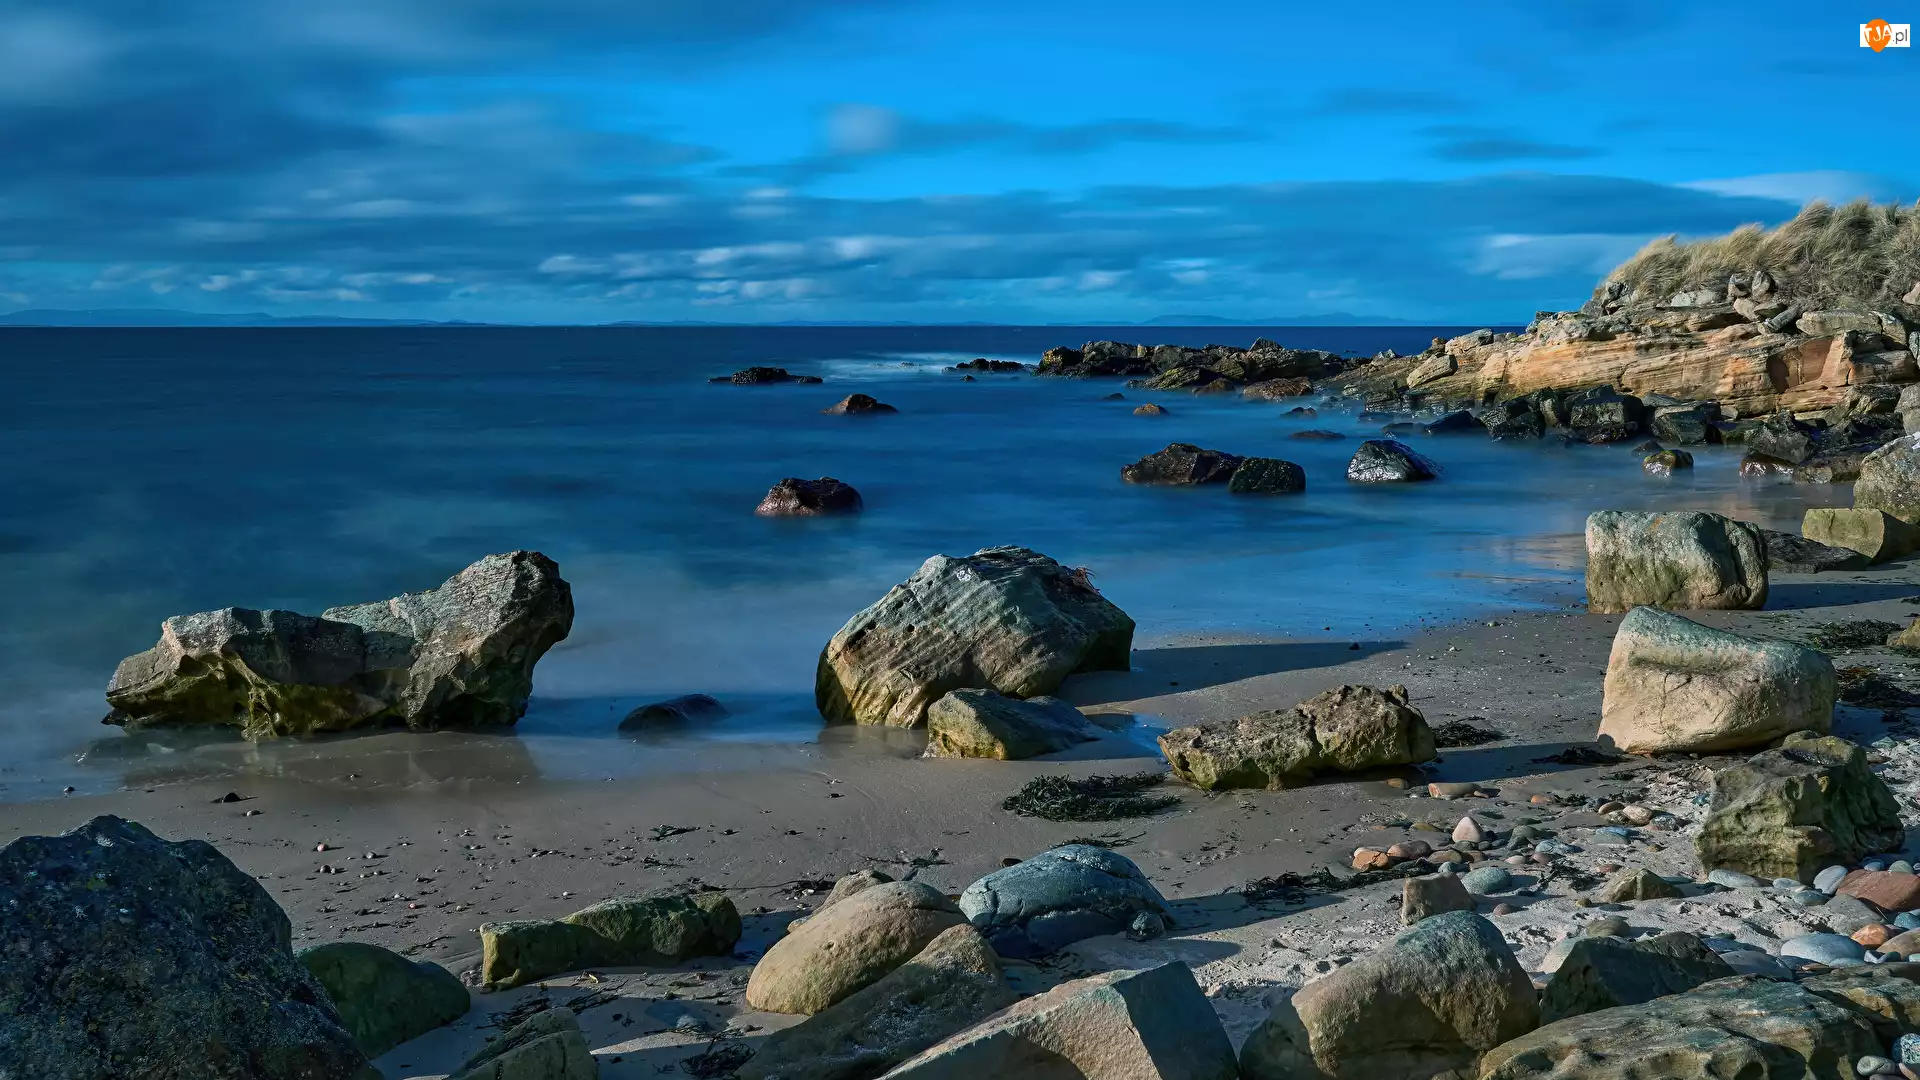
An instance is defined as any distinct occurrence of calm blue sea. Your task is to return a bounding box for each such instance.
[0,325,1851,798]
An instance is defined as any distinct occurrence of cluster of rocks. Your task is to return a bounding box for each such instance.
[711,366,825,385]
[1116,438,1437,495]
[1035,337,1355,389]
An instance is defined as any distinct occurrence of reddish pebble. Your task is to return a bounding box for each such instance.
[1853,923,1892,948]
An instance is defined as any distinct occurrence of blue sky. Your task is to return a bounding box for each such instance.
[0,0,1914,323]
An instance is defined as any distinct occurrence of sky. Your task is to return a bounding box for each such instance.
[0,0,1914,324]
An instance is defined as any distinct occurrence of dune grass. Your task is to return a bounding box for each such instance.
[1606,199,1920,311]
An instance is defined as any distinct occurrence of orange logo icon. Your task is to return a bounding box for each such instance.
[1865,18,1894,50]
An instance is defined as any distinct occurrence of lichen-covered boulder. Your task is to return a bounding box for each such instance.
[299,941,470,1058]
[105,551,573,737]
[1347,438,1439,482]
[448,1007,597,1080]
[1120,442,1244,484]
[958,844,1172,959]
[756,477,864,516]
[1857,432,1920,525]
[1803,507,1920,563]
[480,891,741,990]
[747,881,965,1015]
[1159,684,1436,790]
[1694,735,1904,882]
[0,815,380,1080]
[1584,511,1767,613]
[816,547,1134,728]
[1598,607,1833,755]
[922,689,1101,760]
[1539,932,1734,1023]
[1240,911,1538,1080]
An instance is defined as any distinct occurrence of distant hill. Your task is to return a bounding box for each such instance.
[0,309,478,327]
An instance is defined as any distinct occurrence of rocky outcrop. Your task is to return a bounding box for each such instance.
[1159,684,1436,790]
[0,815,380,1080]
[1347,439,1439,482]
[747,882,965,1014]
[712,366,823,385]
[882,962,1238,1080]
[1856,433,1920,524]
[1240,911,1538,1080]
[949,358,1026,373]
[448,1008,597,1080]
[922,689,1101,760]
[757,477,864,516]
[1802,507,1919,563]
[1244,377,1314,399]
[958,844,1172,959]
[104,552,573,738]
[298,942,470,1058]
[823,393,897,415]
[479,892,741,990]
[1598,607,1833,755]
[1584,511,1768,613]
[816,547,1133,728]
[1120,443,1243,484]
[1538,932,1734,1023]
[619,693,728,728]
[1694,734,1904,881]
[1037,338,1347,385]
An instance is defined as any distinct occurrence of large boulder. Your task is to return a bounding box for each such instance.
[1855,433,1920,525]
[1120,442,1244,484]
[1347,438,1439,482]
[1477,975,1880,1080]
[1802,507,1920,563]
[880,962,1237,1080]
[757,477,864,516]
[1228,456,1308,494]
[479,892,741,991]
[299,941,470,1058]
[0,815,379,1080]
[957,844,1172,959]
[1239,911,1538,1080]
[1159,684,1436,790]
[1597,607,1833,755]
[1480,397,1545,440]
[1565,386,1646,443]
[1583,510,1768,613]
[1538,932,1735,1023]
[1800,964,1920,1043]
[816,547,1134,728]
[747,881,965,1015]
[922,689,1101,760]
[1649,403,1716,445]
[105,551,573,738]
[738,925,1014,1080]
[1694,735,1904,882]
[448,1008,597,1080]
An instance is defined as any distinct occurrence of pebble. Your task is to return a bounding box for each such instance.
[1897,911,1920,932]
[1649,813,1681,831]
[1793,889,1830,908]
[1388,840,1432,860]
[1352,847,1394,871]
[1127,911,1167,941]
[1593,826,1633,845]
[1621,805,1655,826]
[1529,794,1557,806]
[1866,859,1889,873]
[1430,782,1478,799]
[1463,866,1514,895]
[1385,778,1408,789]
[1860,1057,1896,1077]
[1772,878,1801,891]
[1720,950,1794,979]
[1817,865,1851,894]
[316,843,329,853]
[1584,915,1630,938]
[1505,855,1527,866]
[1896,861,1916,875]
[1781,933,1868,967]
[1434,861,1462,875]
[1535,840,1581,856]
[1452,816,1484,844]
[1491,903,1516,915]
[1897,1031,1920,1064]
[1708,869,1763,889]
[1855,923,1893,948]
[1597,801,1625,814]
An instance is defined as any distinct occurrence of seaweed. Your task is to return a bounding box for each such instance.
[1063,830,1146,848]
[682,1039,753,1078]
[1807,620,1904,651]
[1837,665,1920,710]
[1533,744,1627,766]
[1001,772,1178,822]
[1432,719,1506,748]
[1240,862,1424,905]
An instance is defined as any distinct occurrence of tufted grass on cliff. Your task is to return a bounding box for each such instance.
[1605,199,1920,311]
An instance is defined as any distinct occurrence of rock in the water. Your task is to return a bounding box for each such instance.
[713,366,823,385]
[1403,873,1475,925]
[1857,433,1920,525]
[1642,448,1694,475]
[1539,932,1735,1023]
[1347,438,1439,482]
[1482,397,1546,440]
[1244,377,1314,400]
[823,393,898,415]
[619,693,727,729]
[1566,386,1647,443]
[1121,442,1245,484]
[1598,607,1833,755]
[1600,867,1683,903]
[299,942,470,1059]
[1239,911,1538,1080]
[1650,404,1717,445]
[0,815,379,1080]
[1132,402,1169,416]
[882,962,1236,1079]
[816,547,1133,728]
[1158,684,1436,790]
[757,477,864,516]
[738,925,1014,1080]
[104,552,573,738]
[922,689,1100,760]
[448,1007,597,1080]
[1477,975,1880,1080]
[1803,507,1920,563]
[1764,530,1872,573]
[957,844,1171,959]
[1584,510,1768,614]
[747,882,964,1015]
[1695,735,1904,882]
[1228,456,1307,494]
[479,892,741,991]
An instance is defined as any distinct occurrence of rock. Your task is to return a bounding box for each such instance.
[1765,530,1872,573]
[1228,457,1308,494]
[738,925,1014,1080]
[1403,873,1476,925]
[1879,931,1920,958]
[826,869,894,907]
[816,546,1133,727]
[0,815,379,1080]
[619,693,727,729]
[1347,438,1440,482]
[1464,866,1515,894]
[1820,866,1854,893]
[298,942,469,1059]
[1407,353,1458,389]
[1454,816,1485,843]
[823,393,898,415]
[1643,448,1694,475]
[1720,950,1795,979]
[1748,415,1820,464]
[1539,932,1736,1023]
[1695,736,1904,882]
[1856,433,1920,525]
[1799,310,1894,338]
[1239,911,1538,1080]
[1855,924,1893,947]
[104,552,573,738]
[1650,404,1718,444]
[448,1008,597,1080]
[882,961,1237,1080]
[1291,429,1346,440]
[757,477,864,516]
[1783,933,1870,967]
[957,844,1172,959]
[748,882,965,1015]
[1598,607,1832,754]
[1601,867,1683,903]
[1840,871,1920,914]
[950,358,1026,374]
[1740,451,1798,477]
[1158,684,1436,790]
[1478,975,1880,1080]
[1120,442,1245,484]
[922,689,1100,760]
[1481,397,1546,440]
[1583,510,1768,614]
[713,366,823,385]
[1707,868,1764,889]
[1244,377,1315,400]
[1821,895,1887,937]
[1430,781,1479,798]
[1566,387,1647,443]
[1893,620,1920,649]
[1804,508,1920,563]
[1584,916,1631,939]
[480,891,742,991]
[1131,402,1169,416]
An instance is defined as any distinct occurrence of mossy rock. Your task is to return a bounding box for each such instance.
[299,941,470,1057]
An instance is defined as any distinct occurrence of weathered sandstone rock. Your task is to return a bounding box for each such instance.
[1802,507,1919,563]
[922,689,1100,760]
[747,881,964,1014]
[1159,684,1435,790]
[1584,511,1767,613]
[1695,734,1903,882]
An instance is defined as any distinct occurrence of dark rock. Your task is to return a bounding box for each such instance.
[756,477,863,516]
[1422,410,1484,434]
[1763,530,1871,573]
[1540,932,1736,1023]
[1133,403,1169,416]
[1290,429,1345,440]
[448,1008,595,1080]
[1643,449,1694,475]
[823,393,897,415]
[949,358,1026,373]
[713,366,822,385]
[1480,397,1545,440]
[0,815,379,1080]
[1228,458,1307,494]
[1243,377,1314,400]
[1140,365,1235,392]
[1793,450,1869,483]
[1650,404,1718,445]
[1858,433,1920,525]
[1738,452,1797,477]
[1101,392,1125,401]
[1748,415,1819,464]
[958,845,1172,958]
[1566,386,1646,443]
[1347,439,1439,483]
[298,942,470,1058]
[1630,439,1664,454]
[1287,406,1317,416]
[480,892,742,990]
[1121,443,1244,485]
[619,693,728,729]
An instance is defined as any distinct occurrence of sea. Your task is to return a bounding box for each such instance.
[0,325,1853,799]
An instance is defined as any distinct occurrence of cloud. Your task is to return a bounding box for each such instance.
[1682,171,1916,205]
[1311,88,1471,116]
[1421,126,1601,162]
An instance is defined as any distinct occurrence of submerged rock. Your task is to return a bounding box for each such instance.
[823,393,898,415]
[1121,442,1244,484]
[1583,510,1768,614]
[922,689,1100,760]
[105,551,573,738]
[1347,438,1440,482]
[712,366,823,385]
[1228,457,1307,494]
[619,693,728,728]
[479,892,741,990]
[1642,448,1694,475]
[747,882,964,1015]
[958,844,1172,959]
[1159,684,1436,790]
[298,942,470,1059]
[816,546,1133,728]
[1695,735,1903,882]
[757,477,864,516]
